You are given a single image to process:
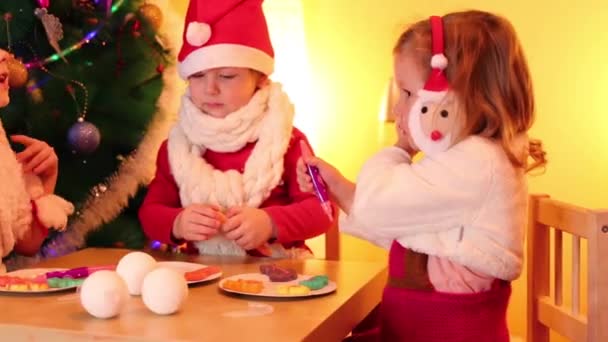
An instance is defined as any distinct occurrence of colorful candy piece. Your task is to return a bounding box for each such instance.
[223,279,264,294]
[1,276,35,291]
[299,275,329,290]
[29,283,50,291]
[9,283,28,291]
[259,263,298,282]
[277,284,311,295]
[256,243,273,257]
[47,277,85,288]
[259,264,274,275]
[45,265,115,279]
[184,265,221,282]
[0,275,13,288]
[0,275,62,291]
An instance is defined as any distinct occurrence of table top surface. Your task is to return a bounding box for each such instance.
[0,248,387,342]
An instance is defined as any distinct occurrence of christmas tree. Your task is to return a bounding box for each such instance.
[1,0,181,264]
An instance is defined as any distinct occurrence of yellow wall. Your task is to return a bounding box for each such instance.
[298,1,608,339]
[170,1,608,339]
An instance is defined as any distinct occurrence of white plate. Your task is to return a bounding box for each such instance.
[219,273,337,298]
[0,268,78,294]
[156,261,222,285]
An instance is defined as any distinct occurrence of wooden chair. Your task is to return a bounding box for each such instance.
[325,220,340,260]
[527,194,608,341]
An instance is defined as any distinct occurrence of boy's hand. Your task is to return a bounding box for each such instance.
[172,204,225,242]
[222,207,273,251]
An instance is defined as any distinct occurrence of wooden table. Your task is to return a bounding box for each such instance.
[0,248,387,341]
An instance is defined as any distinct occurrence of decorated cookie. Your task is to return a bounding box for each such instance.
[299,275,329,290]
[47,277,85,288]
[223,279,264,294]
[259,263,297,282]
[184,265,221,282]
[276,284,311,296]
[0,275,50,291]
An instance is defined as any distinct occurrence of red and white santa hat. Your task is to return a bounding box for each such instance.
[418,16,450,100]
[177,0,274,79]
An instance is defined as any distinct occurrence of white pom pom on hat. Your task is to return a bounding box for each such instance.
[430,53,448,70]
[421,16,450,93]
[177,0,275,79]
[186,22,212,47]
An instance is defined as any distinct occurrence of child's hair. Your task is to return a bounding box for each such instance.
[394,10,546,172]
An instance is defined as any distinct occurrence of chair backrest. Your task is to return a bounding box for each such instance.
[527,194,608,342]
[324,220,340,260]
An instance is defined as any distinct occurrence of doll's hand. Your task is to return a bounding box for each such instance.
[11,135,58,193]
[34,194,75,231]
[222,207,273,251]
[172,204,225,242]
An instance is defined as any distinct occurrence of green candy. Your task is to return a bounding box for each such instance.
[299,275,329,290]
[47,277,85,288]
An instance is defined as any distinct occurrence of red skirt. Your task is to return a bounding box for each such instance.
[349,241,511,342]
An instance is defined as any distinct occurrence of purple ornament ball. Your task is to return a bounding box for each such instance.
[67,120,101,154]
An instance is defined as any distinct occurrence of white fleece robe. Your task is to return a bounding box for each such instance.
[0,120,32,273]
[340,136,527,281]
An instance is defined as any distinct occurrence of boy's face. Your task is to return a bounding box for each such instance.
[188,67,267,118]
[0,49,10,108]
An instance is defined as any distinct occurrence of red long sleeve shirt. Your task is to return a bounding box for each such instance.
[138,128,332,254]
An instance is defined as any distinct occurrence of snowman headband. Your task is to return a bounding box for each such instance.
[405,16,457,156]
[417,16,450,94]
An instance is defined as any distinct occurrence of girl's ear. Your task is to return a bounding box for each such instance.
[256,73,270,88]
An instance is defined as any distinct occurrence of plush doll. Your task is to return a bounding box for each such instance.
[0,49,74,273]
[23,172,74,232]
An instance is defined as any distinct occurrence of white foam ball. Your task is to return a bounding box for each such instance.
[115,251,157,295]
[141,268,188,315]
[80,271,128,319]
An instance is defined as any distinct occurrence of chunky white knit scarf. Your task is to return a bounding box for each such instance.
[0,120,32,272]
[167,83,294,255]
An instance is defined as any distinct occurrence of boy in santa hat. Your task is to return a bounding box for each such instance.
[0,49,74,272]
[139,0,334,257]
